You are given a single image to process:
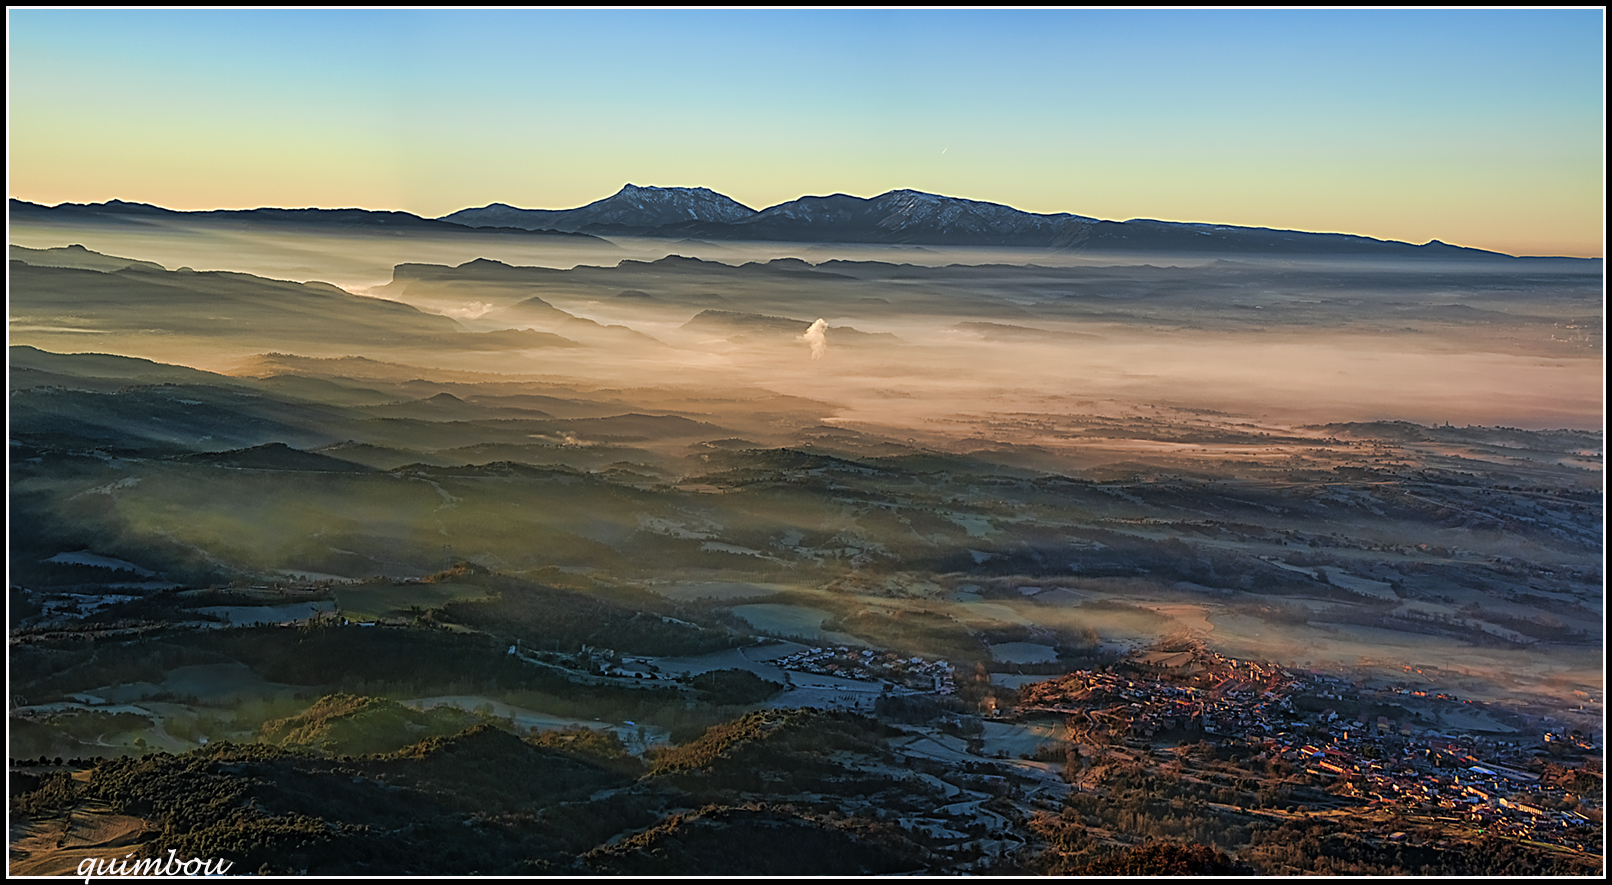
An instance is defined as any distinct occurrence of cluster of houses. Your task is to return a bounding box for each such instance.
[775,646,957,694]
[1015,648,1600,852]
[509,644,671,681]
[1281,740,1596,847]
[1016,651,1298,739]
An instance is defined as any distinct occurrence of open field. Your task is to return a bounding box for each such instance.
[9,803,154,877]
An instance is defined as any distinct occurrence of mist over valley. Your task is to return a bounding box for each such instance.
[9,188,1603,875]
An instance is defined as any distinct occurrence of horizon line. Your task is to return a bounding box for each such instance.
[9,191,1603,261]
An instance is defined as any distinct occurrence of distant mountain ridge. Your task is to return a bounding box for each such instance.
[441,184,755,233]
[438,185,1541,258]
[13,190,1585,260]
[7,199,611,244]
[445,186,1102,247]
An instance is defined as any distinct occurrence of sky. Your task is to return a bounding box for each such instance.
[7,9,1605,257]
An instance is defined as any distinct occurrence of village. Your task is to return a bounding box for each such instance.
[772,646,957,694]
[10,574,1600,867]
[1012,646,1602,854]
[505,629,1600,856]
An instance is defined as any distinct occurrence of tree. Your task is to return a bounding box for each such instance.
[1062,746,1083,784]
[1076,841,1236,875]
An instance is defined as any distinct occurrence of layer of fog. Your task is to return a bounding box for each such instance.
[11,226,1602,721]
[10,221,1602,435]
[11,217,1594,293]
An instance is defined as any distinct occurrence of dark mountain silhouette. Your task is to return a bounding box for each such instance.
[432,186,1553,258]
[442,184,755,232]
[8,198,610,243]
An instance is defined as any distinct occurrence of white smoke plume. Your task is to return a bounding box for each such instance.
[800,318,828,359]
[441,300,495,320]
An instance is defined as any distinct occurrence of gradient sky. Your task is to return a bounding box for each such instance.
[7,9,1605,256]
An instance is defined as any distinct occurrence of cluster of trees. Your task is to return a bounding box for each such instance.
[643,708,921,804]
[585,803,924,875]
[1539,760,1602,795]
[686,668,783,705]
[10,702,952,875]
[11,723,653,874]
[257,693,484,756]
[1240,820,1602,876]
[872,693,967,724]
[1024,806,1243,874]
[12,769,81,817]
[1074,841,1239,875]
[437,570,740,657]
[11,635,225,702]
